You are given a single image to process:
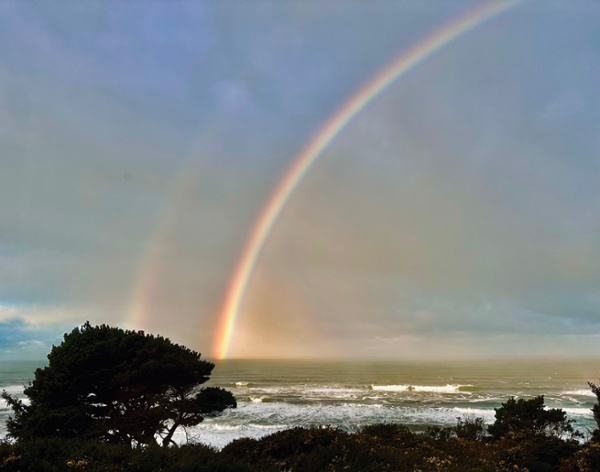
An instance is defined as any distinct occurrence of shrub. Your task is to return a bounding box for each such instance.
[488,396,577,440]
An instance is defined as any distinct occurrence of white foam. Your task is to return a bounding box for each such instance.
[0,385,30,410]
[452,407,496,420]
[211,424,243,431]
[563,389,596,398]
[561,407,593,417]
[185,401,505,449]
[1,394,594,449]
[247,386,289,394]
[470,397,502,403]
[305,387,364,394]
[0,384,26,395]
[249,396,267,403]
[249,385,363,396]
[247,423,288,430]
[235,382,249,387]
[371,384,469,394]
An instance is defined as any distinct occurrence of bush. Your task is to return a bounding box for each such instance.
[488,396,577,440]
[496,433,579,472]
[568,441,600,472]
[0,438,257,472]
[223,426,343,471]
[455,416,486,441]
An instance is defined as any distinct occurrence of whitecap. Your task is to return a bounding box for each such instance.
[561,407,593,417]
[248,423,288,430]
[371,384,471,394]
[563,389,595,398]
[211,424,243,431]
[249,396,268,403]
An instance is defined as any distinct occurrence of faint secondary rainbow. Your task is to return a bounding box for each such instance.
[126,168,198,333]
[213,0,520,359]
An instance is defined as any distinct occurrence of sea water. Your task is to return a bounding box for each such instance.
[0,361,39,431]
[1,358,599,449]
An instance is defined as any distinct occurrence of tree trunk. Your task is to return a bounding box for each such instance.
[162,421,181,447]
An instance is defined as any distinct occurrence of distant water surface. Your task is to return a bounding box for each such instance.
[1,358,598,449]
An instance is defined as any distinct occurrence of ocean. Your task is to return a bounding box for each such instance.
[1,358,599,449]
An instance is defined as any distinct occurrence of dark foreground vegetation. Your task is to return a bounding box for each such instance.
[2,323,236,448]
[4,392,600,471]
[3,323,600,471]
[3,407,600,472]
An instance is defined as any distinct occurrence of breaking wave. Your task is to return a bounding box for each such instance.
[563,389,595,398]
[370,384,473,394]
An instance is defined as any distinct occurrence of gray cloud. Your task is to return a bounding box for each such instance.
[0,1,599,359]
[235,1,600,357]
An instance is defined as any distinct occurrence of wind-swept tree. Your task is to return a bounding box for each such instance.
[488,395,577,440]
[1,322,236,447]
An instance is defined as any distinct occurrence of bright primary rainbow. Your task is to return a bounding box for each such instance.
[213,0,520,360]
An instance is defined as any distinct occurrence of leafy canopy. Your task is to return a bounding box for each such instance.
[488,395,577,440]
[2,322,236,447]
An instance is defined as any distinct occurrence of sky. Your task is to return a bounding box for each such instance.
[1,0,600,361]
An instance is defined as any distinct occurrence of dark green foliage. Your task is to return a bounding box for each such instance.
[0,418,591,472]
[0,438,257,472]
[426,416,486,442]
[455,415,486,441]
[360,423,415,442]
[220,416,586,472]
[488,395,578,440]
[425,425,454,442]
[224,423,508,472]
[588,381,600,442]
[568,442,600,472]
[496,434,580,472]
[223,426,344,471]
[1,322,236,447]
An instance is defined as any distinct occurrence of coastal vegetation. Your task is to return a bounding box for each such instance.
[1,323,236,447]
[2,403,600,471]
[2,325,600,471]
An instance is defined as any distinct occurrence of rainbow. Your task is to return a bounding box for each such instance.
[213,0,520,359]
[126,168,199,332]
